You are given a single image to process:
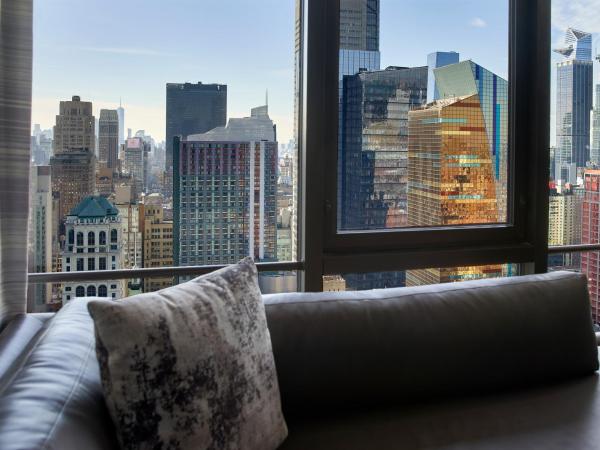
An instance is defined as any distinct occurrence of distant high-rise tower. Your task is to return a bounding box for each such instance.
[117,100,125,146]
[52,95,95,154]
[591,85,600,166]
[581,170,600,323]
[27,165,53,312]
[98,109,119,169]
[123,137,150,198]
[49,96,96,226]
[174,106,278,267]
[554,28,593,182]
[165,82,227,174]
[426,51,460,103]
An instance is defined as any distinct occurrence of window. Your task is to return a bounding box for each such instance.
[329,1,515,239]
[87,286,96,297]
[75,286,85,297]
[98,285,108,297]
[299,0,548,290]
[26,0,548,307]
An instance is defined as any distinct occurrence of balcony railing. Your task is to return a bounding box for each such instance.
[548,244,600,254]
[28,261,304,283]
[27,244,600,284]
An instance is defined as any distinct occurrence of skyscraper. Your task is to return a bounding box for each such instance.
[340,66,428,230]
[140,194,173,293]
[591,85,600,166]
[548,185,582,269]
[123,137,150,198]
[427,51,460,103]
[433,60,509,222]
[581,170,600,323]
[165,82,227,173]
[117,101,125,146]
[406,60,507,286]
[340,0,379,52]
[554,28,593,183]
[27,165,53,312]
[52,96,95,154]
[98,109,119,170]
[338,0,381,228]
[174,105,278,267]
[50,96,97,226]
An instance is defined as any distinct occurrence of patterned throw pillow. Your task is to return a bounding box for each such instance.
[87,258,288,450]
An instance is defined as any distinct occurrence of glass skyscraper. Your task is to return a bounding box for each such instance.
[426,51,460,104]
[165,82,227,174]
[340,66,428,230]
[406,60,508,286]
[554,28,593,182]
[591,85,600,166]
[338,0,381,230]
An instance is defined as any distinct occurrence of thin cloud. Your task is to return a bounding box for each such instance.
[76,46,164,56]
[469,17,487,28]
[552,0,600,34]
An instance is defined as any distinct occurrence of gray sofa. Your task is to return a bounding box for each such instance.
[0,271,598,449]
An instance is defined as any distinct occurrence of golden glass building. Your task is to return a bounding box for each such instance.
[406,60,508,286]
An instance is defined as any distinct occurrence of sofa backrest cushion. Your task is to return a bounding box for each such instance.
[264,271,599,415]
[0,298,118,450]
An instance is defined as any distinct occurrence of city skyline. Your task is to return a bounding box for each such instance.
[24,0,600,310]
[34,0,517,145]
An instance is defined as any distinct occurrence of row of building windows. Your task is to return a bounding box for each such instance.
[68,229,118,246]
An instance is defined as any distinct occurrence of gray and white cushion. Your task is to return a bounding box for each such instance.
[87,257,287,450]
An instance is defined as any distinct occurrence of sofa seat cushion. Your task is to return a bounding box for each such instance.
[280,374,600,450]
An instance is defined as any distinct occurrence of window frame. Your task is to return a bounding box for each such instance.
[300,0,550,290]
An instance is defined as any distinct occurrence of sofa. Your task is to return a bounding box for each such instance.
[0,270,598,449]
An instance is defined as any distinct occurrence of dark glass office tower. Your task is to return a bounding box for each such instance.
[98,109,119,170]
[554,28,593,183]
[339,66,427,290]
[340,66,428,231]
[165,82,227,174]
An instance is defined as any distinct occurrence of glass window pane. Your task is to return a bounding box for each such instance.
[337,0,509,231]
[28,1,299,312]
[325,264,518,292]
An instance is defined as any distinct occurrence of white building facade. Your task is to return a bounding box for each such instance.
[61,196,123,303]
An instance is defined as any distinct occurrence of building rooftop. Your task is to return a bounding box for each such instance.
[187,105,276,142]
[68,195,119,218]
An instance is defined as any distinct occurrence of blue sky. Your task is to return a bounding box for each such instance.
[32,0,600,145]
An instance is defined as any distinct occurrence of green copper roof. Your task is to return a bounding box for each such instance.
[69,195,119,218]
